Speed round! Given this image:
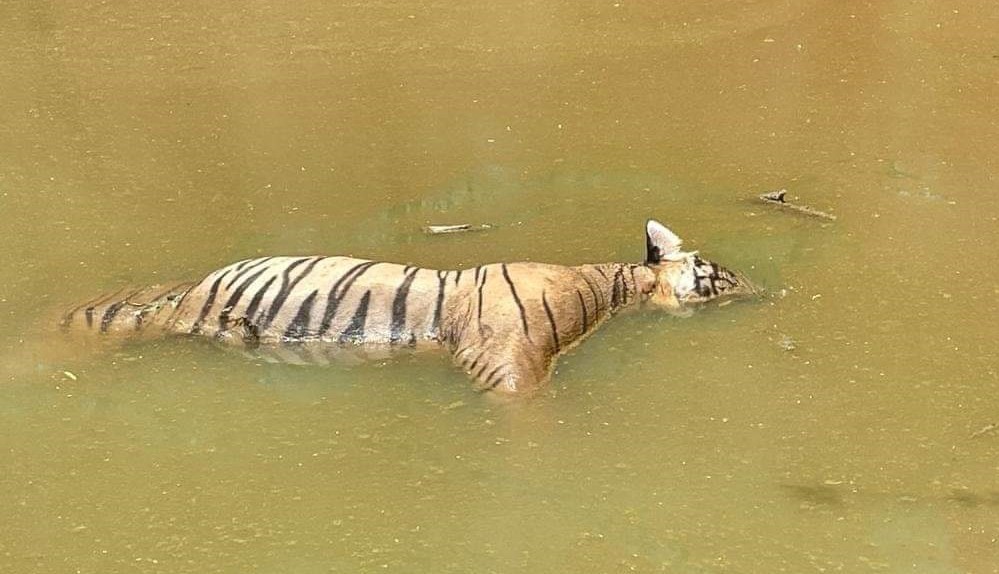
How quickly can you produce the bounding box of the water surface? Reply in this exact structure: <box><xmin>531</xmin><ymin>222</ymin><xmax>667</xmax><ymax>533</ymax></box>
<box><xmin>2</xmin><ymin>1</ymin><xmax>998</xmax><ymax>572</ymax></box>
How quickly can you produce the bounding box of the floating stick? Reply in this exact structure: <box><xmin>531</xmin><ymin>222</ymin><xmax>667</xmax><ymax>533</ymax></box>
<box><xmin>758</xmin><ymin>189</ymin><xmax>837</xmax><ymax>221</ymax></box>
<box><xmin>424</xmin><ymin>224</ymin><xmax>494</xmax><ymax>235</ymax></box>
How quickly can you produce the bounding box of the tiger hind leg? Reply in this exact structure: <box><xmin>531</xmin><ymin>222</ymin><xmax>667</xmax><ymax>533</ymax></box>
<box><xmin>452</xmin><ymin>339</ymin><xmax>554</xmax><ymax>396</ymax></box>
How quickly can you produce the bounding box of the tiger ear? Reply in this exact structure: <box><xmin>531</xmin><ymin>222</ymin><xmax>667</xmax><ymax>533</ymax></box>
<box><xmin>645</xmin><ymin>219</ymin><xmax>684</xmax><ymax>263</ymax></box>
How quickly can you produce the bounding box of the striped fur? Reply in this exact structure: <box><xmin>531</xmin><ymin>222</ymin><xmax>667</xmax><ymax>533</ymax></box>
<box><xmin>60</xmin><ymin>220</ymin><xmax>756</xmax><ymax>395</ymax></box>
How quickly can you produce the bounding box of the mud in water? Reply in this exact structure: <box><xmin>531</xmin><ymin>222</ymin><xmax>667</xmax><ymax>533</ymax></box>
<box><xmin>2</xmin><ymin>1</ymin><xmax>999</xmax><ymax>572</ymax></box>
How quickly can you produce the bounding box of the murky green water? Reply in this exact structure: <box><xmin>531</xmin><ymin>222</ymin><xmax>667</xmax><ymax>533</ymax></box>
<box><xmin>3</xmin><ymin>1</ymin><xmax>998</xmax><ymax>572</ymax></box>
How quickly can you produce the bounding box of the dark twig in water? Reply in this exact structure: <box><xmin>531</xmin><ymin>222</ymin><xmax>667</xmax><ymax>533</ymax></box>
<box><xmin>759</xmin><ymin>189</ymin><xmax>837</xmax><ymax>221</ymax></box>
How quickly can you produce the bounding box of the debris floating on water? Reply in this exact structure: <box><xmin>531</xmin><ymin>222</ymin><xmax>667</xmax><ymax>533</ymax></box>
<box><xmin>777</xmin><ymin>334</ymin><xmax>797</xmax><ymax>352</ymax></box>
<box><xmin>970</xmin><ymin>423</ymin><xmax>997</xmax><ymax>439</ymax></box>
<box><xmin>423</xmin><ymin>223</ymin><xmax>494</xmax><ymax>235</ymax></box>
<box><xmin>758</xmin><ymin>189</ymin><xmax>837</xmax><ymax>221</ymax></box>
<box><xmin>62</xmin><ymin>371</ymin><xmax>78</xmax><ymax>381</ymax></box>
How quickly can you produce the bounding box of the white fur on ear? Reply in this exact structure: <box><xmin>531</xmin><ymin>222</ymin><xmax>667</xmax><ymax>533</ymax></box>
<box><xmin>645</xmin><ymin>219</ymin><xmax>685</xmax><ymax>262</ymax></box>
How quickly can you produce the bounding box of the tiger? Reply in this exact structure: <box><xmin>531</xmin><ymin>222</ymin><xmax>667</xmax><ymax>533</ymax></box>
<box><xmin>60</xmin><ymin>220</ymin><xmax>757</xmax><ymax>395</ymax></box>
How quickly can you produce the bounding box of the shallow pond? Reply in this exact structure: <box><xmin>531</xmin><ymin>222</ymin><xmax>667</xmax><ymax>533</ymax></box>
<box><xmin>2</xmin><ymin>1</ymin><xmax>998</xmax><ymax>572</ymax></box>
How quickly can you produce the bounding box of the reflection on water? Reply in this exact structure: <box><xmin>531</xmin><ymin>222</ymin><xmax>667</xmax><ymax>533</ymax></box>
<box><xmin>2</xmin><ymin>0</ymin><xmax>999</xmax><ymax>572</ymax></box>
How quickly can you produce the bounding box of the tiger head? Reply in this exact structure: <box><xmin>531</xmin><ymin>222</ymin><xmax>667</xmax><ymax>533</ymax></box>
<box><xmin>644</xmin><ymin>219</ymin><xmax>758</xmax><ymax>311</ymax></box>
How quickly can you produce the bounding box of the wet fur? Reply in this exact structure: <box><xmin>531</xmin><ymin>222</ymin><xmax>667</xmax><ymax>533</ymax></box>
<box><xmin>60</xmin><ymin>221</ymin><xmax>755</xmax><ymax>396</ymax></box>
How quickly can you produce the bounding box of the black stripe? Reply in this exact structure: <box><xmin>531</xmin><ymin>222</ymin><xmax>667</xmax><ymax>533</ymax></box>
<box><xmin>454</xmin><ymin>346</ymin><xmax>474</xmax><ymax>361</ymax></box>
<box><xmin>63</xmin><ymin>292</ymin><xmax>109</xmax><ymax>329</ymax></box>
<box><xmin>225</xmin><ymin>257</ymin><xmax>273</xmax><ymax>290</ymax></box>
<box><xmin>620</xmin><ymin>267</ymin><xmax>629</xmax><ymax>305</ymax></box>
<box><xmin>430</xmin><ymin>271</ymin><xmax>448</xmax><ymax>339</ymax></box>
<box><xmin>692</xmin><ymin>260</ymin><xmax>712</xmax><ymax>297</ymax></box>
<box><xmin>261</xmin><ymin>257</ymin><xmax>322</xmax><ymax>330</ymax></box>
<box><xmin>467</xmin><ymin>349</ymin><xmax>487</xmax><ymax>371</ymax></box>
<box><xmin>473</xmin><ymin>266</ymin><xmax>482</xmax><ymax>284</ymax></box>
<box><xmin>610</xmin><ymin>267</ymin><xmax>623</xmax><ymax>308</ymax></box>
<box><xmin>476</xmin><ymin>267</ymin><xmax>488</xmax><ymax>333</ymax></box>
<box><xmin>474</xmin><ymin>359</ymin><xmax>491</xmax><ymax>379</ymax></box>
<box><xmin>99</xmin><ymin>301</ymin><xmax>127</xmax><ymax>334</ymax></box>
<box><xmin>501</xmin><ymin>264</ymin><xmax>530</xmax><ymax>339</ymax></box>
<box><xmin>175</xmin><ymin>267</ymin><xmax>227</xmax><ymax>322</ymax></box>
<box><xmin>453</xmin><ymin>270</ymin><xmax>462</xmax><ymax>286</ymax></box>
<box><xmin>595</xmin><ymin>267</ymin><xmax>609</xmax><ymax>280</ymax></box>
<box><xmin>576</xmin><ymin>289</ymin><xmax>589</xmax><ymax>332</ymax></box>
<box><xmin>218</xmin><ymin>265</ymin><xmax>272</xmax><ymax>330</ymax></box>
<box><xmin>483</xmin><ymin>365</ymin><xmax>504</xmax><ymax>389</ymax></box>
<box><xmin>390</xmin><ymin>267</ymin><xmax>420</xmax><ymax>344</ymax></box>
<box><xmin>82</xmin><ymin>289</ymin><xmax>126</xmax><ymax>330</ymax></box>
<box><xmin>542</xmin><ymin>292</ymin><xmax>561</xmax><ymax>353</ymax></box>
<box><xmin>243</xmin><ymin>275</ymin><xmax>278</xmax><ymax>326</ymax></box>
<box><xmin>232</xmin><ymin>258</ymin><xmax>253</xmax><ymax>272</ymax></box>
<box><xmin>692</xmin><ymin>271</ymin><xmax>706</xmax><ymax>296</ymax></box>
<box><xmin>619</xmin><ymin>267</ymin><xmax>627</xmax><ymax>304</ymax></box>
<box><xmin>98</xmin><ymin>288</ymin><xmax>141</xmax><ymax>334</ymax></box>
<box><xmin>338</xmin><ymin>290</ymin><xmax>371</xmax><ymax>344</ymax></box>
<box><xmin>284</xmin><ymin>290</ymin><xmax>319</xmax><ymax>341</ymax></box>
<box><xmin>63</xmin><ymin>298</ymin><xmax>95</xmax><ymax>327</ymax></box>
<box><xmin>190</xmin><ymin>269</ymin><xmax>234</xmax><ymax>334</ymax></box>
<box><xmin>318</xmin><ymin>261</ymin><xmax>379</xmax><ymax>335</ymax></box>
<box><xmin>579</xmin><ymin>273</ymin><xmax>606</xmax><ymax>313</ymax></box>
<box><xmin>709</xmin><ymin>263</ymin><xmax>722</xmax><ymax>295</ymax></box>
